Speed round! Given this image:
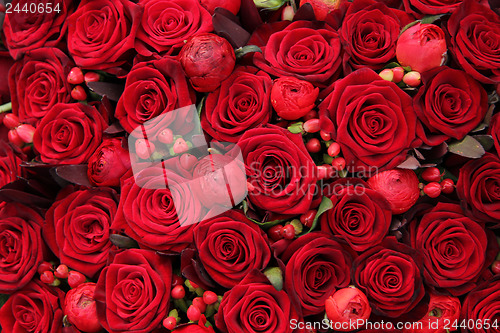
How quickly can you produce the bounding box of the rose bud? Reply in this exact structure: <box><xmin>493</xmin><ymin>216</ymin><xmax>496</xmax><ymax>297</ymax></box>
<box><xmin>367</xmin><ymin>169</ymin><xmax>420</xmax><ymax>214</ymax></box>
<box><xmin>299</xmin><ymin>0</ymin><xmax>342</xmax><ymax>21</ymax></box>
<box><xmin>179</xmin><ymin>33</ymin><xmax>235</xmax><ymax>93</ymax></box>
<box><xmin>325</xmin><ymin>286</ymin><xmax>371</xmax><ymax>331</ymax></box>
<box><xmin>64</xmin><ymin>282</ymin><xmax>102</xmax><ymax>333</ymax></box>
<box><xmin>87</xmin><ymin>138</ymin><xmax>131</xmax><ymax>187</ymax></box>
<box><xmin>396</xmin><ymin>23</ymin><xmax>447</xmax><ymax>73</ymax></box>
<box><xmin>271</xmin><ymin>76</ymin><xmax>319</xmax><ymax>120</ymax></box>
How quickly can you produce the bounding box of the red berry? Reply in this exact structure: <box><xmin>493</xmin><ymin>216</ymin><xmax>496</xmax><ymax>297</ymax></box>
<box><xmin>203</xmin><ymin>291</ymin><xmax>218</xmax><ymax>305</ymax></box>
<box><xmin>158</xmin><ymin>128</ymin><xmax>174</xmax><ymax>144</ymax></box>
<box><xmin>281</xmin><ymin>5</ymin><xmax>294</xmax><ymax>21</ymax></box>
<box><xmin>306</xmin><ymin>138</ymin><xmax>321</xmax><ymax>153</ymax></box>
<box><xmin>68</xmin><ymin>271</ymin><xmax>86</xmax><ymax>289</ymax></box>
<box><xmin>71</xmin><ymin>85</ymin><xmax>87</xmax><ymax>101</ymax></box>
<box><xmin>172</xmin><ymin>275</ymin><xmax>184</xmax><ymax>287</ymax></box>
<box><xmin>171</xmin><ymin>285</ymin><xmax>186</xmax><ymax>299</ymax></box>
<box><xmin>192</xmin><ymin>297</ymin><xmax>207</xmax><ymax>313</ymax></box>
<box><xmin>403</xmin><ymin>71</ymin><xmax>421</xmax><ymax>87</ymax></box>
<box><xmin>379</xmin><ymin>68</ymin><xmax>394</xmax><ymax>82</ymax></box>
<box><xmin>268</xmin><ymin>224</ymin><xmax>284</xmax><ymax>242</ymax></box>
<box><xmin>179</xmin><ymin>153</ymin><xmax>198</xmax><ymax>171</ymax></box>
<box><xmin>54</xmin><ymin>264</ymin><xmax>69</xmax><ymax>279</ymax></box>
<box><xmin>492</xmin><ymin>260</ymin><xmax>500</xmax><ymax>275</ymax></box>
<box><xmin>440</xmin><ymin>178</ymin><xmax>454</xmax><ymax>194</ymax></box>
<box><xmin>320</xmin><ymin>130</ymin><xmax>331</xmax><ymax>141</ymax></box>
<box><xmin>8</xmin><ymin>129</ymin><xmax>24</xmax><ymax>147</ymax></box>
<box><xmin>16</xmin><ymin>124</ymin><xmax>35</xmax><ymax>144</ymax></box>
<box><xmin>135</xmin><ymin>139</ymin><xmax>155</xmax><ymax>160</ymax></box>
<box><xmin>187</xmin><ymin>305</ymin><xmax>202</xmax><ymax>322</ymax></box>
<box><xmin>317</xmin><ymin>165</ymin><xmax>333</xmax><ymax>180</ymax></box>
<box><xmin>40</xmin><ymin>271</ymin><xmax>55</xmax><ymax>284</ymax></box>
<box><xmin>282</xmin><ymin>224</ymin><xmax>296</xmax><ymax>240</ymax></box>
<box><xmin>331</xmin><ymin>157</ymin><xmax>346</xmax><ymax>171</ymax></box>
<box><xmin>300</xmin><ymin>210</ymin><xmax>317</xmax><ymax>228</ymax></box>
<box><xmin>421</xmin><ymin>167</ymin><xmax>441</xmax><ymax>183</ymax></box>
<box><xmin>67</xmin><ymin>67</ymin><xmax>84</xmax><ymax>84</ymax></box>
<box><xmin>163</xmin><ymin>317</ymin><xmax>177</xmax><ymax>330</ymax></box>
<box><xmin>37</xmin><ymin>261</ymin><xmax>53</xmax><ymax>275</ymax></box>
<box><xmin>392</xmin><ymin>67</ymin><xmax>405</xmax><ymax>83</ymax></box>
<box><xmin>3</xmin><ymin>113</ymin><xmax>20</xmax><ymax>129</ymax></box>
<box><xmin>303</xmin><ymin>118</ymin><xmax>320</xmax><ymax>133</ymax></box>
<box><xmin>327</xmin><ymin>142</ymin><xmax>341</xmax><ymax>157</ymax></box>
<box><xmin>173</xmin><ymin>138</ymin><xmax>189</xmax><ymax>154</ymax></box>
<box><xmin>303</xmin><ymin>110</ymin><xmax>318</xmax><ymax>121</ymax></box>
<box><xmin>423</xmin><ymin>182</ymin><xmax>442</xmax><ymax>198</ymax></box>
<box><xmin>84</xmin><ymin>72</ymin><xmax>100</xmax><ymax>83</ymax></box>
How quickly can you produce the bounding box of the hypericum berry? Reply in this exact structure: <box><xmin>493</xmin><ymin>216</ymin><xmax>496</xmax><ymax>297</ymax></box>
<box><xmin>3</xmin><ymin>113</ymin><xmax>20</xmax><ymax>129</ymax></box>
<box><xmin>158</xmin><ymin>128</ymin><xmax>174</xmax><ymax>144</ymax></box>
<box><xmin>379</xmin><ymin>68</ymin><xmax>394</xmax><ymax>82</ymax></box>
<box><xmin>54</xmin><ymin>264</ymin><xmax>69</xmax><ymax>279</ymax></box>
<box><xmin>268</xmin><ymin>224</ymin><xmax>284</xmax><ymax>242</ymax></box>
<box><xmin>173</xmin><ymin>138</ymin><xmax>189</xmax><ymax>154</ymax></box>
<box><xmin>327</xmin><ymin>142</ymin><xmax>341</xmax><ymax>157</ymax></box>
<box><xmin>172</xmin><ymin>275</ymin><xmax>184</xmax><ymax>287</ymax></box>
<box><xmin>16</xmin><ymin>124</ymin><xmax>36</xmax><ymax>144</ymax></box>
<box><xmin>192</xmin><ymin>297</ymin><xmax>207</xmax><ymax>313</ymax></box>
<box><xmin>40</xmin><ymin>271</ymin><xmax>55</xmax><ymax>284</ymax></box>
<box><xmin>300</xmin><ymin>209</ymin><xmax>316</xmax><ymax>228</ymax></box>
<box><xmin>423</xmin><ymin>182</ymin><xmax>442</xmax><ymax>198</ymax></box>
<box><xmin>282</xmin><ymin>224</ymin><xmax>296</xmax><ymax>240</ymax></box>
<box><xmin>421</xmin><ymin>167</ymin><xmax>441</xmax><ymax>182</ymax></box>
<box><xmin>179</xmin><ymin>153</ymin><xmax>198</xmax><ymax>171</ymax></box>
<box><xmin>392</xmin><ymin>67</ymin><xmax>405</xmax><ymax>83</ymax></box>
<box><xmin>403</xmin><ymin>71</ymin><xmax>421</xmax><ymax>87</ymax></box>
<box><xmin>187</xmin><ymin>305</ymin><xmax>202</xmax><ymax>322</ymax></box>
<box><xmin>68</xmin><ymin>271</ymin><xmax>86</xmax><ymax>289</ymax></box>
<box><xmin>306</xmin><ymin>138</ymin><xmax>321</xmax><ymax>153</ymax></box>
<box><xmin>440</xmin><ymin>178</ymin><xmax>455</xmax><ymax>194</ymax></box>
<box><xmin>163</xmin><ymin>316</ymin><xmax>177</xmax><ymax>330</ymax></box>
<box><xmin>84</xmin><ymin>72</ymin><xmax>100</xmax><ymax>83</ymax></box>
<box><xmin>37</xmin><ymin>261</ymin><xmax>53</xmax><ymax>275</ymax></box>
<box><xmin>71</xmin><ymin>85</ymin><xmax>87</xmax><ymax>101</ymax></box>
<box><xmin>8</xmin><ymin>129</ymin><xmax>24</xmax><ymax>147</ymax></box>
<box><xmin>67</xmin><ymin>67</ymin><xmax>84</xmax><ymax>84</ymax></box>
<box><xmin>203</xmin><ymin>291</ymin><xmax>218</xmax><ymax>305</ymax></box>
<box><xmin>281</xmin><ymin>5</ymin><xmax>294</xmax><ymax>21</ymax></box>
<box><xmin>320</xmin><ymin>130</ymin><xmax>331</xmax><ymax>141</ymax></box>
<box><xmin>317</xmin><ymin>165</ymin><xmax>333</xmax><ymax>180</ymax></box>
<box><xmin>331</xmin><ymin>156</ymin><xmax>346</xmax><ymax>171</ymax></box>
<box><xmin>492</xmin><ymin>260</ymin><xmax>500</xmax><ymax>275</ymax></box>
<box><xmin>303</xmin><ymin>118</ymin><xmax>320</xmax><ymax>133</ymax></box>
<box><xmin>303</xmin><ymin>110</ymin><xmax>318</xmax><ymax>122</ymax></box>
<box><xmin>171</xmin><ymin>285</ymin><xmax>186</xmax><ymax>299</ymax></box>
<box><xmin>135</xmin><ymin>139</ymin><xmax>155</xmax><ymax>160</ymax></box>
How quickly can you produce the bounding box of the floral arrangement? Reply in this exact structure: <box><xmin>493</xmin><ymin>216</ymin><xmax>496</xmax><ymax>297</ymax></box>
<box><xmin>0</xmin><ymin>0</ymin><xmax>499</xmax><ymax>332</ymax></box>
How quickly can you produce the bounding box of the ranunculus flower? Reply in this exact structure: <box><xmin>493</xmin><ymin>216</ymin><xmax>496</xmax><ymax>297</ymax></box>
<box><xmin>320</xmin><ymin>68</ymin><xmax>418</xmax><ymax>172</ymax></box>
<box><xmin>43</xmin><ymin>186</ymin><xmax>118</xmax><ymax>278</ymax></box>
<box><xmin>353</xmin><ymin>237</ymin><xmax>425</xmax><ymax>318</ymax></box>
<box><xmin>414</xmin><ymin>66</ymin><xmax>488</xmax><ymax>146</ymax></box>
<box><xmin>193</xmin><ymin>210</ymin><xmax>271</xmax><ymax>288</ymax></box>
<box><xmin>447</xmin><ymin>1</ymin><xmax>500</xmax><ymax>84</ymax></box>
<box><xmin>201</xmin><ymin>66</ymin><xmax>272</xmax><ymax>142</ymax></box>
<box><xmin>0</xmin><ymin>140</ymin><xmax>24</xmax><ymax>188</ymax></box>
<box><xmin>2</xmin><ymin>0</ymin><xmax>73</xmax><ymax>60</ymax></box>
<box><xmin>115</xmin><ymin>57</ymin><xmax>194</xmax><ymax>134</ymax></box>
<box><xmin>456</xmin><ymin>153</ymin><xmax>500</xmax><ymax>227</ymax></box>
<box><xmin>215</xmin><ymin>270</ymin><xmax>299</xmax><ymax>333</ymax></box>
<box><xmin>67</xmin><ymin>0</ymin><xmax>141</xmax><ymax>73</ymax></box>
<box><xmin>321</xmin><ymin>179</ymin><xmax>392</xmax><ymax>251</ymax></box>
<box><xmin>33</xmin><ymin>103</ymin><xmax>107</xmax><ymax>164</ymax></box>
<box><xmin>411</xmin><ymin>202</ymin><xmax>497</xmax><ymax>296</ymax></box>
<box><xmin>280</xmin><ymin>232</ymin><xmax>352</xmax><ymax>316</ymax></box>
<box><xmin>135</xmin><ymin>0</ymin><xmax>212</xmax><ymax>56</ymax></box>
<box><xmin>64</xmin><ymin>283</ymin><xmax>101</xmax><ymax>333</ymax></box>
<box><xmin>94</xmin><ymin>249</ymin><xmax>172</xmax><ymax>333</ymax></box>
<box><xmin>253</xmin><ymin>20</ymin><xmax>342</xmax><ymax>87</ymax></box>
<box><xmin>340</xmin><ymin>0</ymin><xmax>411</xmax><ymax>73</ymax></box>
<box><xmin>87</xmin><ymin>138</ymin><xmax>130</xmax><ymax>187</ymax></box>
<box><xmin>367</xmin><ymin>169</ymin><xmax>420</xmax><ymax>214</ymax></box>
<box><xmin>396</xmin><ymin>23</ymin><xmax>447</xmax><ymax>73</ymax></box>
<box><xmin>0</xmin><ymin>202</ymin><xmax>45</xmax><ymax>294</ymax></box>
<box><xmin>237</xmin><ymin>124</ymin><xmax>318</xmax><ymax>215</ymax></box>
<box><xmin>270</xmin><ymin>76</ymin><xmax>319</xmax><ymax>120</ymax></box>
<box><xmin>9</xmin><ymin>47</ymin><xmax>73</xmax><ymax>125</ymax></box>
<box><xmin>325</xmin><ymin>286</ymin><xmax>371</xmax><ymax>331</ymax></box>
<box><xmin>179</xmin><ymin>33</ymin><xmax>235</xmax><ymax>92</ymax></box>
<box><xmin>0</xmin><ymin>280</ymin><xmax>65</xmax><ymax>333</ymax></box>
<box><xmin>489</xmin><ymin>113</ymin><xmax>500</xmax><ymax>154</ymax></box>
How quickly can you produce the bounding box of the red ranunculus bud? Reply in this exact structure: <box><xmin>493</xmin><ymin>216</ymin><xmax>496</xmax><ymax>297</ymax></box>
<box><xmin>179</xmin><ymin>33</ymin><xmax>235</xmax><ymax>93</ymax></box>
<box><xmin>64</xmin><ymin>282</ymin><xmax>102</xmax><ymax>333</ymax></box>
<box><xmin>271</xmin><ymin>76</ymin><xmax>319</xmax><ymax>120</ymax></box>
<box><xmin>396</xmin><ymin>23</ymin><xmax>447</xmax><ymax>73</ymax></box>
<box><xmin>325</xmin><ymin>286</ymin><xmax>371</xmax><ymax>331</ymax></box>
<box><xmin>16</xmin><ymin>124</ymin><xmax>36</xmax><ymax>144</ymax></box>
<box><xmin>87</xmin><ymin>138</ymin><xmax>131</xmax><ymax>187</ymax></box>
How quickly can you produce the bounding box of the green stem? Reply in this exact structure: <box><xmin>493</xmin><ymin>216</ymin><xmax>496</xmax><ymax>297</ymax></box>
<box><xmin>0</xmin><ymin>102</ymin><xmax>12</xmax><ymax>113</ymax></box>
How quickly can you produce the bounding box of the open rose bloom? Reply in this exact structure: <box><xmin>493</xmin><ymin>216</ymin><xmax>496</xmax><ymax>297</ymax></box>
<box><xmin>1</xmin><ymin>0</ymin><xmax>500</xmax><ymax>332</ymax></box>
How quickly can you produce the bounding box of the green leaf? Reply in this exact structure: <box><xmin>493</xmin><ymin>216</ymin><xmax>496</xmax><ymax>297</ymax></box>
<box><xmin>448</xmin><ymin>135</ymin><xmax>485</xmax><ymax>158</ymax></box>
<box><xmin>473</xmin><ymin>135</ymin><xmax>494</xmax><ymax>151</ymax></box>
<box><xmin>0</xmin><ymin>294</ymin><xmax>9</xmax><ymax>310</ymax></box>
<box><xmin>242</xmin><ymin>200</ymin><xmax>287</xmax><ymax>228</ymax></box>
<box><xmin>420</xmin><ymin>14</ymin><xmax>447</xmax><ymax>24</ymax></box>
<box><xmin>399</xmin><ymin>20</ymin><xmax>419</xmax><ymax>36</ymax></box>
<box><xmin>235</xmin><ymin>45</ymin><xmax>262</xmax><ymax>59</ymax></box>
<box><xmin>303</xmin><ymin>196</ymin><xmax>333</xmax><ymax>234</ymax></box>
<box><xmin>196</xmin><ymin>96</ymin><xmax>206</xmax><ymax>118</ymax></box>
<box><xmin>287</xmin><ymin>122</ymin><xmax>304</xmax><ymax>134</ymax></box>
<box><xmin>109</xmin><ymin>234</ymin><xmax>139</xmax><ymax>249</ymax></box>
<box><xmin>263</xmin><ymin>267</ymin><xmax>283</xmax><ymax>291</ymax></box>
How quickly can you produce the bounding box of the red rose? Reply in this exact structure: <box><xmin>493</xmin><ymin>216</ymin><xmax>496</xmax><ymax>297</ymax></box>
<box><xmin>0</xmin><ymin>140</ymin><xmax>24</xmax><ymax>188</ymax></box>
<box><xmin>135</xmin><ymin>0</ymin><xmax>212</xmax><ymax>56</ymax></box>
<box><xmin>447</xmin><ymin>1</ymin><xmax>500</xmax><ymax>84</ymax></box>
<box><xmin>0</xmin><ymin>50</ymin><xmax>15</xmax><ymax>104</ymax></box>
<box><xmin>319</xmin><ymin>68</ymin><xmax>418</xmax><ymax>172</ymax></box>
<box><xmin>411</xmin><ymin>202</ymin><xmax>497</xmax><ymax>296</ymax></box>
<box><xmin>201</xmin><ymin>66</ymin><xmax>272</xmax><ymax>142</ymax></box>
<box><xmin>403</xmin><ymin>0</ymin><xmax>488</xmax><ymax>16</ymax></box>
<box><xmin>115</xmin><ymin>57</ymin><xmax>194</xmax><ymax>134</ymax></box>
<box><xmin>193</xmin><ymin>210</ymin><xmax>271</xmax><ymax>288</ymax></box>
<box><xmin>321</xmin><ymin>179</ymin><xmax>392</xmax><ymax>252</ymax></box>
<box><xmin>353</xmin><ymin>237</ymin><xmax>425</xmax><ymax>318</ymax></box>
<box><xmin>253</xmin><ymin>20</ymin><xmax>342</xmax><ymax>86</ymax></box>
<box><xmin>2</xmin><ymin>0</ymin><xmax>73</xmax><ymax>60</ymax></box>
<box><xmin>94</xmin><ymin>249</ymin><xmax>172</xmax><ymax>333</ymax></box>
<box><xmin>216</xmin><ymin>270</ymin><xmax>299</xmax><ymax>333</ymax></box>
<box><xmin>0</xmin><ymin>280</ymin><xmax>65</xmax><ymax>333</ymax></box>
<box><xmin>67</xmin><ymin>0</ymin><xmax>141</xmax><ymax>73</ymax></box>
<box><xmin>33</xmin><ymin>103</ymin><xmax>107</xmax><ymax>164</ymax></box>
<box><xmin>339</xmin><ymin>0</ymin><xmax>411</xmax><ymax>73</ymax></box>
<box><xmin>414</xmin><ymin>66</ymin><xmax>488</xmax><ymax>146</ymax></box>
<box><xmin>280</xmin><ymin>232</ymin><xmax>352</xmax><ymax>317</ymax></box>
<box><xmin>237</xmin><ymin>124</ymin><xmax>318</xmax><ymax>215</ymax></box>
<box><xmin>9</xmin><ymin>47</ymin><xmax>74</xmax><ymax>125</ymax></box>
<box><xmin>87</xmin><ymin>138</ymin><xmax>130</xmax><ymax>187</ymax></box>
<box><xmin>270</xmin><ymin>76</ymin><xmax>319</xmax><ymax>121</ymax></box>
<box><xmin>456</xmin><ymin>153</ymin><xmax>500</xmax><ymax>227</ymax></box>
<box><xmin>489</xmin><ymin>113</ymin><xmax>500</xmax><ymax>154</ymax></box>
<box><xmin>0</xmin><ymin>202</ymin><xmax>45</xmax><ymax>293</ymax></box>
<box><xmin>43</xmin><ymin>186</ymin><xmax>118</xmax><ymax>278</ymax></box>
